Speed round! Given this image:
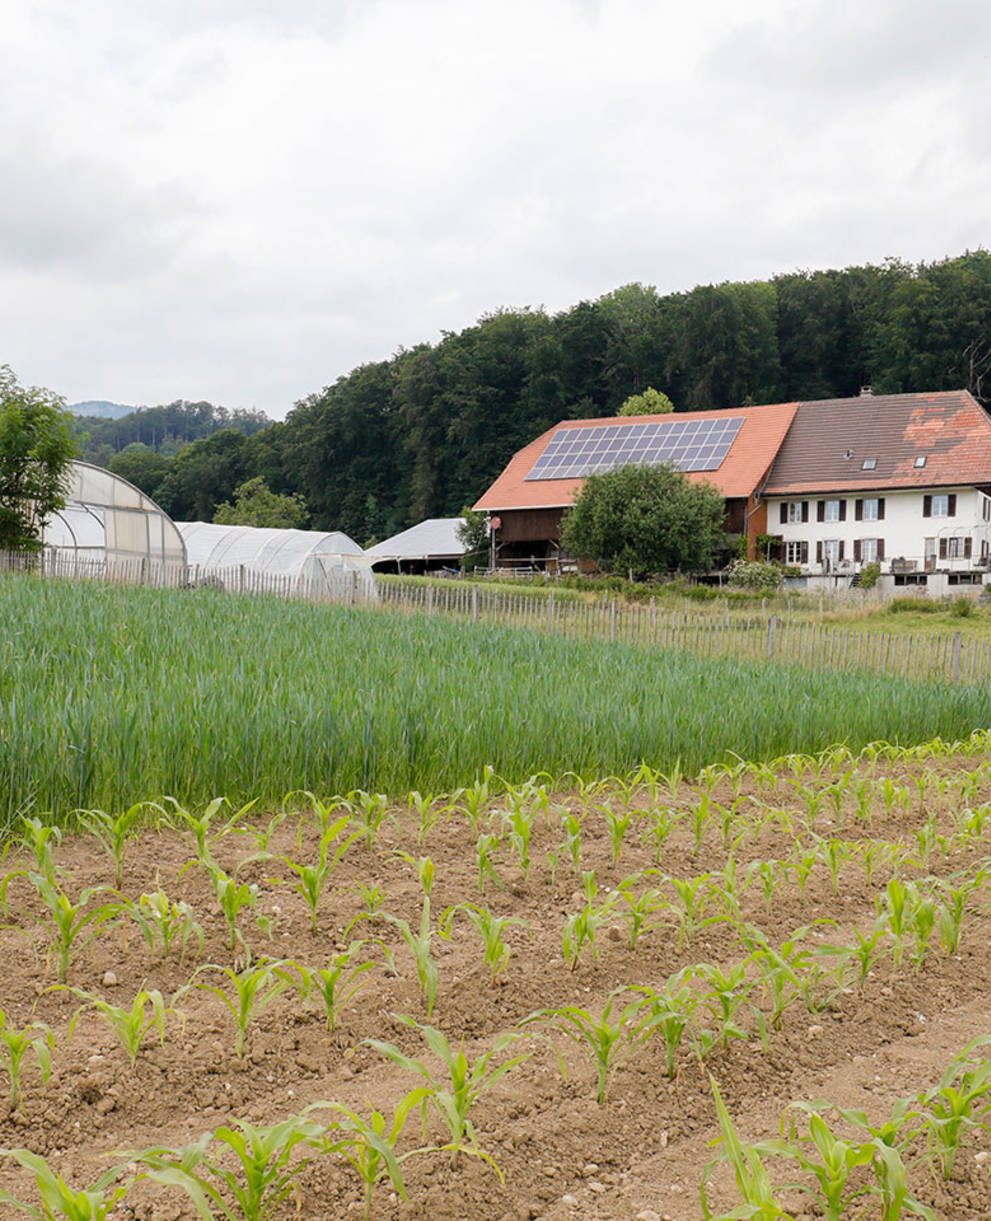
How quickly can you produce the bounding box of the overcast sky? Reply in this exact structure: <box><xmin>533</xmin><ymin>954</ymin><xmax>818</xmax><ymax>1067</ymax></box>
<box><xmin>3</xmin><ymin>0</ymin><xmax>990</xmax><ymax>419</ymax></box>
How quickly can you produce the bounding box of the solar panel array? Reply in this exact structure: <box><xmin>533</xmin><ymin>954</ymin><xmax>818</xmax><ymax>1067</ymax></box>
<box><xmin>524</xmin><ymin>416</ymin><xmax>745</xmax><ymax>481</ymax></box>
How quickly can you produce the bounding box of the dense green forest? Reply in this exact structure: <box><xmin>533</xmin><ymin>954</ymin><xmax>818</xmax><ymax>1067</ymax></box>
<box><xmin>73</xmin><ymin>251</ymin><xmax>991</xmax><ymax>544</ymax></box>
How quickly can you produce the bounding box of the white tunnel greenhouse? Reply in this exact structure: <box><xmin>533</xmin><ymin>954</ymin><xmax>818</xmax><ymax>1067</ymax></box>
<box><xmin>43</xmin><ymin>461</ymin><xmax>186</xmax><ymax>572</ymax></box>
<box><xmin>176</xmin><ymin>521</ymin><xmax>378</xmax><ymax>602</ymax></box>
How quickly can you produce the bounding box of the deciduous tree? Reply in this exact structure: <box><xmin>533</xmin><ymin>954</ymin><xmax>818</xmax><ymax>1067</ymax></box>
<box><xmin>0</xmin><ymin>365</ymin><xmax>77</xmax><ymax>552</ymax></box>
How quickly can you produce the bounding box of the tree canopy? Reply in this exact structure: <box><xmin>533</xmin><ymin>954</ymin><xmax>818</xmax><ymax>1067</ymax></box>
<box><xmin>618</xmin><ymin>387</ymin><xmax>674</xmax><ymax>416</ymax></box>
<box><xmin>213</xmin><ymin>476</ymin><xmax>309</xmax><ymax>529</ymax></box>
<box><xmin>560</xmin><ymin>464</ymin><xmax>725</xmax><ymax>579</ymax></box>
<box><xmin>0</xmin><ymin>365</ymin><xmax>77</xmax><ymax>552</ymax></box>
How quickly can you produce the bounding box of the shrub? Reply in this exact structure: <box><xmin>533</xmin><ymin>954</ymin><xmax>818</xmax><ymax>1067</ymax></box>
<box><xmin>726</xmin><ymin>560</ymin><xmax>784</xmax><ymax>591</ymax></box>
<box><xmin>858</xmin><ymin>561</ymin><xmax>881</xmax><ymax>589</ymax></box>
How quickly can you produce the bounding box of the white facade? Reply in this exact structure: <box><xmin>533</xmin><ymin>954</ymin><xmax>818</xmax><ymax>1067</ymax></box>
<box><xmin>767</xmin><ymin>486</ymin><xmax>991</xmax><ymax>585</ymax></box>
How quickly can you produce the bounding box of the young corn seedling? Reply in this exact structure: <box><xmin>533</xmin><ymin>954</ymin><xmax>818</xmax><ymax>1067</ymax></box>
<box><xmin>668</xmin><ymin>873</ymin><xmax>711</xmax><ymax>948</ymax></box>
<box><xmin>693</xmin><ymin>961</ymin><xmax>762</xmax><ymax>1053</ymax></box>
<box><xmin>77</xmin><ymin>800</ymin><xmax>164</xmax><ymax>887</ymax></box>
<box><xmin>206</xmin><ymin>863</ymin><xmax>273</xmax><ymax>958</ymax></box>
<box><xmin>183</xmin><ymin>959</ymin><xmax>287</xmax><ymax>1061</ymax></box>
<box><xmin>6</xmin><ymin>816</ymin><xmax>63</xmax><ymax>883</ymax></box>
<box><xmin>0</xmin><ymin>1008</ymin><xmax>54</xmax><ymax>1113</ymax></box>
<box><xmin>455</xmin><ymin>766</ymin><xmax>496</xmax><ymax>835</ymax></box>
<box><xmin>640</xmin><ymin>971</ymin><xmax>697</xmax><ymax>1080</ymax></box>
<box><xmin>474</xmin><ymin>831</ymin><xmax>504</xmax><ymax>894</ymax></box>
<box><xmin>833</xmin><ymin>919</ymin><xmax>892</xmax><ymax>992</ymax></box>
<box><xmin>347</xmin><ymin>789</ymin><xmax>391</xmax><ymax>850</ymax></box>
<box><xmin>825</xmin><ymin>1099</ymin><xmax>931</xmax><ymax>1221</ymax></box>
<box><xmin>918</xmin><ymin>1035</ymin><xmax>991</xmax><ymax>1181</ymax></box>
<box><xmin>368</xmin><ymin>1014</ymin><xmax>527</xmax><ymax>1166</ymax></box>
<box><xmin>562</xmin><ymin>872</ymin><xmax>616</xmax><ymax>971</ymax></box>
<box><xmin>129</xmin><ymin>884</ymin><xmax>205</xmax><ymax>963</ymax></box>
<box><xmin>407</xmin><ymin>789</ymin><xmax>452</xmax><ymax>844</ymax></box>
<box><xmin>281</xmin><ymin>816</ymin><xmax>360</xmax><ymax>934</ymax></box>
<box><xmin>0</xmin><ymin>1148</ymin><xmax>134</xmax><ymax>1221</ymax></box>
<box><xmin>452</xmin><ymin>902</ymin><xmax>531</xmax><ymax>985</ymax></box>
<box><xmin>765</xmin><ymin>1102</ymin><xmax>875</xmax><ymax>1221</ymax></box>
<box><xmin>785</xmin><ymin>846</ymin><xmax>820</xmax><ymax>899</ymax></box>
<box><xmin>640</xmin><ymin>805</ymin><xmax>681</xmax><ymax>865</ymax></box>
<box><xmin>602</xmin><ymin>805</ymin><xmax>633</xmax><ymax>865</ymax></box>
<box><xmin>522</xmin><ymin>986</ymin><xmax>662</xmax><ymax>1105</ymax></box>
<box><xmin>347</xmin><ymin>880</ymin><xmax>386</xmax><ymax>932</ymax></box>
<box><xmin>935</xmin><ymin>876</ymin><xmax>975</xmax><ymax>955</ymax></box>
<box><xmin>687</xmin><ymin>793</ymin><xmax>714</xmax><ymax>857</ymax></box>
<box><xmin>308</xmin><ymin>1088</ymin><xmax>431</xmax><ymax>1221</ymax></box>
<box><xmin>55</xmin><ymin>985</ymin><xmax>172</xmax><ymax>1069</ymax></box>
<box><xmin>135</xmin><ymin>1114</ymin><xmax>323</xmax><ymax>1221</ymax></box>
<box><xmin>229</xmin><ymin>809</ymin><xmax>288</xmax><ymax>869</ymax></box>
<box><xmin>552</xmin><ymin>810</ymin><xmax>584</xmax><ymax>880</ymax></box>
<box><xmin>503</xmin><ymin>800</ymin><xmax>535</xmax><ymax>880</ymax></box>
<box><xmin>22</xmin><ymin>875</ymin><xmax>123</xmax><ymax>984</ymax></box>
<box><xmin>164</xmin><ymin>796</ymin><xmax>255</xmax><ymax>869</ymax></box>
<box><xmin>700</xmin><ymin>1076</ymin><xmax>793</xmax><ymax>1221</ymax></box>
<box><xmin>276</xmin><ymin>942</ymin><xmax>376</xmax><ymax>1032</ymax></box>
<box><xmin>816</xmin><ymin>838</ymin><xmax>855</xmax><ymax>897</ymax></box>
<box><xmin>615</xmin><ymin>874</ymin><xmax>672</xmax><ymax>950</ymax></box>
<box><xmin>381</xmin><ymin>855</ymin><xmax>443</xmax><ymax>1017</ymax></box>
<box><xmin>284</xmin><ymin>789</ymin><xmax>351</xmax><ymax>840</ymax></box>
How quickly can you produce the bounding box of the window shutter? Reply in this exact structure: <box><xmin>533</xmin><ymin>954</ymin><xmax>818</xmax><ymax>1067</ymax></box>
<box><xmin>939</xmin><ymin>538</ymin><xmax>948</xmax><ymax>559</ymax></box>
<box><xmin>839</xmin><ymin>500</ymin><xmax>847</xmax><ymax>522</ymax></box>
<box><xmin>802</xmin><ymin>501</ymin><xmax>809</xmax><ymax>523</ymax></box>
<box><xmin>878</xmin><ymin>498</ymin><xmax>885</xmax><ymax>520</ymax></box>
<box><xmin>877</xmin><ymin>538</ymin><xmax>885</xmax><ymax>560</ymax></box>
<box><xmin>965</xmin><ymin>537</ymin><xmax>973</xmax><ymax>558</ymax></box>
<box><xmin>816</xmin><ymin>541</ymin><xmax>823</xmax><ymax>563</ymax></box>
<box><xmin>817</xmin><ymin>501</ymin><xmax>825</xmax><ymax>522</ymax></box>
<box><xmin>779</xmin><ymin>502</ymin><xmax>787</xmax><ymax>525</ymax></box>
<box><xmin>923</xmin><ymin>495</ymin><xmax>932</xmax><ymax>517</ymax></box>
<box><xmin>855</xmin><ymin>499</ymin><xmax>863</xmax><ymax>521</ymax></box>
<box><xmin>839</xmin><ymin>540</ymin><xmax>845</xmax><ymax>560</ymax></box>
<box><xmin>853</xmin><ymin>539</ymin><xmax>862</xmax><ymax>562</ymax></box>
<box><xmin>801</xmin><ymin>541</ymin><xmax>808</xmax><ymax>563</ymax></box>
<box><xmin>983</xmin><ymin>540</ymin><xmax>989</xmax><ymax>562</ymax></box>
<box><xmin>948</xmin><ymin>493</ymin><xmax>957</xmax><ymax>516</ymax></box>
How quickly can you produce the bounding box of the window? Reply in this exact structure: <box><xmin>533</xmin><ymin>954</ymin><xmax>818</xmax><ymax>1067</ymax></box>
<box><xmin>785</xmin><ymin>540</ymin><xmax>808</xmax><ymax>564</ymax></box>
<box><xmin>862</xmin><ymin>458</ymin><xmax>877</xmax><ymax>470</ymax></box>
<box><xmin>853</xmin><ymin>538</ymin><xmax>885</xmax><ymax>563</ymax></box>
<box><xmin>856</xmin><ymin>497</ymin><xmax>884</xmax><ymax>522</ymax></box>
<box><xmin>939</xmin><ymin>537</ymin><xmax>972</xmax><ymax>560</ymax></box>
<box><xmin>825</xmin><ymin>500</ymin><xmax>841</xmax><ymax>522</ymax></box>
<box><xmin>915</xmin><ymin>455</ymin><xmax>927</xmax><ymax>468</ymax></box>
<box><xmin>778</xmin><ymin>501</ymin><xmax>808</xmax><ymax>524</ymax></box>
<box><xmin>923</xmin><ymin>493</ymin><xmax>956</xmax><ymax>518</ymax></box>
<box><xmin>817</xmin><ymin>499</ymin><xmax>847</xmax><ymax>522</ymax></box>
<box><xmin>983</xmin><ymin>497</ymin><xmax>991</xmax><ymax>522</ymax></box>
<box><xmin>816</xmin><ymin>539</ymin><xmax>844</xmax><ymax>566</ymax></box>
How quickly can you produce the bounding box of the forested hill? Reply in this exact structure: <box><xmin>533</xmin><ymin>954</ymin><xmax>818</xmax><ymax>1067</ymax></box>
<box><xmin>98</xmin><ymin>251</ymin><xmax>991</xmax><ymax>544</ymax></box>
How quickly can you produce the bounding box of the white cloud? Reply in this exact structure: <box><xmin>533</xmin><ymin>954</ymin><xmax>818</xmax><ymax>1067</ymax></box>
<box><xmin>1</xmin><ymin>0</ymin><xmax>988</xmax><ymax>415</ymax></box>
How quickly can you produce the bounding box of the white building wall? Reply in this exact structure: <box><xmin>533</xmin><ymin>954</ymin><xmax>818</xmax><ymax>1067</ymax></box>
<box><xmin>767</xmin><ymin>486</ymin><xmax>991</xmax><ymax>580</ymax></box>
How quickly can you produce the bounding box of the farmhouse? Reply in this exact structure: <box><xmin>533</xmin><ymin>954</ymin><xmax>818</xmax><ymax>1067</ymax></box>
<box><xmin>474</xmin><ymin>388</ymin><xmax>991</xmax><ymax>593</ymax></box>
<box><xmin>473</xmin><ymin>402</ymin><xmax>798</xmax><ymax>570</ymax></box>
<box><xmin>761</xmin><ymin>389</ymin><xmax>991</xmax><ymax>595</ymax></box>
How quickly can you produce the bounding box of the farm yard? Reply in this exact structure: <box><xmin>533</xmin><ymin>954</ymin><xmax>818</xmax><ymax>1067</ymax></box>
<box><xmin>2</xmin><ymin>575</ymin><xmax>991</xmax><ymax>1219</ymax></box>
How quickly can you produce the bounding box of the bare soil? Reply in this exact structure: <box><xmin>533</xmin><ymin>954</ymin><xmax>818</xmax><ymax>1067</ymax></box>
<box><xmin>0</xmin><ymin>755</ymin><xmax>990</xmax><ymax>1221</ymax></box>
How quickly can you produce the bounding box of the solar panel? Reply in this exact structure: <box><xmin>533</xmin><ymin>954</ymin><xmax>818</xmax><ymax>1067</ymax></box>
<box><xmin>525</xmin><ymin>416</ymin><xmax>745</xmax><ymax>481</ymax></box>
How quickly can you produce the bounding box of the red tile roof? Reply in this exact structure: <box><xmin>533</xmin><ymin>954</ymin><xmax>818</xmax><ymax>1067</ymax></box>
<box><xmin>762</xmin><ymin>390</ymin><xmax>991</xmax><ymax>495</ymax></box>
<box><xmin>474</xmin><ymin>402</ymin><xmax>799</xmax><ymax>512</ymax></box>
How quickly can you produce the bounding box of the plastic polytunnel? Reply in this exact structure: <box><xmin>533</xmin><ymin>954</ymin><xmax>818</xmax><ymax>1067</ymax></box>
<box><xmin>175</xmin><ymin>521</ymin><xmax>378</xmax><ymax>602</ymax></box>
<box><xmin>42</xmin><ymin>461</ymin><xmax>186</xmax><ymax>572</ymax></box>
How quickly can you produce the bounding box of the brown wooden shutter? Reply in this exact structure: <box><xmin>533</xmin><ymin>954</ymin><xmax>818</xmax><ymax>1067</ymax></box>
<box><xmin>817</xmin><ymin>501</ymin><xmax>825</xmax><ymax>522</ymax></box>
<box><xmin>802</xmin><ymin>501</ymin><xmax>809</xmax><ymax>523</ymax></box>
<box><xmin>855</xmin><ymin>499</ymin><xmax>863</xmax><ymax>521</ymax></box>
<box><xmin>923</xmin><ymin>495</ymin><xmax>932</xmax><ymax>517</ymax></box>
<box><xmin>839</xmin><ymin>501</ymin><xmax>847</xmax><ymax>522</ymax></box>
<box><xmin>948</xmin><ymin>493</ymin><xmax>957</xmax><ymax>516</ymax></box>
<box><xmin>965</xmin><ymin>537</ymin><xmax>973</xmax><ymax>558</ymax></box>
<box><xmin>839</xmin><ymin>540</ymin><xmax>845</xmax><ymax>560</ymax></box>
<box><xmin>878</xmin><ymin>498</ymin><xmax>885</xmax><ymax>520</ymax></box>
<box><xmin>801</xmin><ymin>541</ymin><xmax>808</xmax><ymax>563</ymax></box>
<box><xmin>939</xmin><ymin>538</ymin><xmax>948</xmax><ymax>559</ymax></box>
<box><xmin>877</xmin><ymin>538</ymin><xmax>885</xmax><ymax>560</ymax></box>
<box><xmin>816</xmin><ymin>541</ymin><xmax>823</xmax><ymax>563</ymax></box>
<box><xmin>853</xmin><ymin>539</ymin><xmax>862</xmax><ymax>561</ymax></box>
<box><xmin>779</xmin><ymin>502</ymin><xmax>787</xmax><ymax>525</ymax></box>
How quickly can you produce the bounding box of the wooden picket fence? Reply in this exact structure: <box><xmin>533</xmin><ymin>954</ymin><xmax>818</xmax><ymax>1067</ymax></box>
<box><xmin>376</xmin><ymin>579</ymin><xmax>991</xmax><ymax>686</ymax></box>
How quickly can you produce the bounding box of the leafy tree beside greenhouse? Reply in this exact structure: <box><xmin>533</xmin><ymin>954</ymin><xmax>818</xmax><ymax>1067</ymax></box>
<box><xmin>0</xmin><ymin>365</ymin><xmax>77</xmax><ymax>552</ymax></box>
<box><xmin>560</xmin><ymin>463</ymin><xmax>724</xmax><ymax>579</ymax></box>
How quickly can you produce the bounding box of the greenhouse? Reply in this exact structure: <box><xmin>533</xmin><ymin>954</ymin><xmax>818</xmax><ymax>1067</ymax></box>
<box><xmin>176</xmin><ymin>521</ymin><xmax>378</xmax><ymax>602</ymax></box>
<box><xmin>42</xmin><ymin>461</ymin><xmax>186</xmax><ymax>574</ymax></box>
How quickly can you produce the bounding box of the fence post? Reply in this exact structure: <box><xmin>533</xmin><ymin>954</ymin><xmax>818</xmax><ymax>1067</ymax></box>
<box><xmin>610</xmin><ymin>597</ymin><xmax>617</xmax><ymax>642</ymax></box>
<box><xmin>766</xmin><ymin>613</ymin><xmax>777</xmax><ymax>659</ymax></box>
<box><xmin>545</xmin><ymin>594</ymin><xmax>554</xmax><ymax>633</ymax></box>
<box><xmin>950</xmin><ymin>630</ymin><xmax>964</xmax><ymax>682</ymax></box>
<box><xmin>471</xmin><ymin>584</ymin><xmax>479</xmax><ymax>622</ymax></box>
<box><xmin>426</xmin><ymin>585</ymin><xmax>434</xmax><ymax>615</ymax></box>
